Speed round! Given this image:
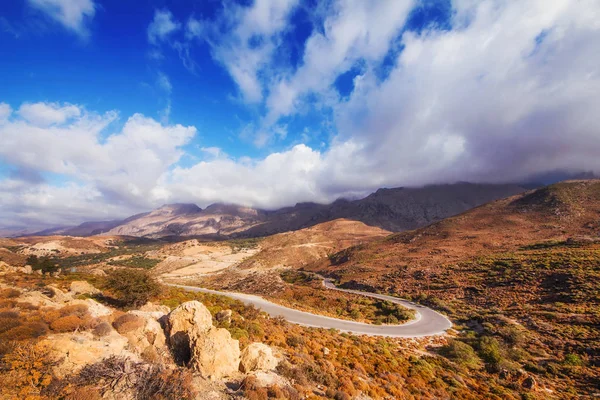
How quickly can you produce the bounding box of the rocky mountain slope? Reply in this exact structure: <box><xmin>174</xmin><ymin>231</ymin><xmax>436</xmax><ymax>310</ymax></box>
<box><xmin>305</xmin><ymin>180</ymin><xmax>600</xmax><ymax>395</ymax></box>
<box><xmin>32</xmin><ymin>182</ymin><xmax>527</xmax><ymax>239</ymax></box>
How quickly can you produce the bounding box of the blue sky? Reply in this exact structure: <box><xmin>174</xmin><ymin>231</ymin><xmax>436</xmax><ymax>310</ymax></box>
<box><xmin>1</xmin><ymin>0</ymin><xmax>599</xmax><ymax>228</ymax></box>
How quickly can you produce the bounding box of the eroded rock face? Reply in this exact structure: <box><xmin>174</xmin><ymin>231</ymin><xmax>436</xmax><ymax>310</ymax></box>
<box><xmin>239</xmin><ymin>343</ymin><xmax>279</xmax><ymax>373</ymax></box>
<box><xmin>189</xmin><ymin>327</ymin><xmax>240</xmax><ymax>380</ymax></box>
<box><xmin>40</xmin><ymin>331</ymin><xmax>138</xmax><ymax>378</ymax></box>
<box><xmin>122</xmin><ymin>312</ymin><xmax>167</xmax><ymax>358</ymax></box>
<box><xmin>69</xmin><ymin>280</ymin><xmax>100</xmax><ymax>295</ymax></box>
<box><xmin>166</xmin><ymin>301</ymin><xmax>240</xmax><ymax>379</ymax></box>
<box><xmin>167</xmin><ymin>301</ymin><xmax>213</xmax><ymax>364</ymax></box>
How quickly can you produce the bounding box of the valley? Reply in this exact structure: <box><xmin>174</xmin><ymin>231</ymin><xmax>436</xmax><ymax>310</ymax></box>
<box><xmin>0</xmin><ymin>181</ymin><xmax>598</xmax><ymax>399</ymax></box>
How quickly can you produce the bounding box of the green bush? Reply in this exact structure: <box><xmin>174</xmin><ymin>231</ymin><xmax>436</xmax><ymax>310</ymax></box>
<box><xmin>478</xmin><ymin>336</ymin><xmax>504</xmax><ymax>372</ymax></box>
<box><xmin>439</xmin><ymin>339</ymin><xmax>481</xmax><ymax>369</ymax></box>
<box><xmin>105</xmin><ymin>269</ymin><xmax>161</xmax><ymax>307</ymax></box>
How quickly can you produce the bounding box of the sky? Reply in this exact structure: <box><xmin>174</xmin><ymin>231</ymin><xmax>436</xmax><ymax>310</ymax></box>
<box><xmin>1</xmin><ymin>0</ymin><xmax>599</xmax><ymax>229</ymax></box>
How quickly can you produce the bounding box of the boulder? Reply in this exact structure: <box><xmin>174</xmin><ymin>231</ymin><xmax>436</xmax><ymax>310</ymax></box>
<box><xmin>215</xmin><ymin>309</ymin><xmax>232</xmax><ymax>324</ymax></box>
<box><xmin>190</xmin><ymin>327</ymin><xmax>240</xmax><ymax>380</ymax></box>
<box><xmin>69</xmin><ymin>281</ymin><xmax>100</xmax><ymax>295</ymax></box>
<box><xmin>121</xmin><ymin>312</ymin><xmax>167</xmax><ymax>357</ymax></box>
<box><xmin>44</xmin><ymin>285</ymin><xmax>74</xmax><ymax>303</ymax></box>
<box><xmin>239</xmin><ymin>343</ymin><xmax>279</xmax><ymax>373</ymax></box>
<box><xmin>167</xmin><ymin>301</ymin><xmax>213</xmax><ymax>364</ymax></box>
<box><xmin>90</xmin><ymin>269</ymin><xmax>107</xmax><ymax>277</ymax></box>
<box><xmin>19</xmin><ymin>265</ymin><xmax>33</xmax><ymax>274</ymax></box>
<box><xmin>40</xmin><ymin>331</ymin><xmax>138</xmax><ymax>378</ymax></box>
<box><xmin>77</xmin><ymin>298</ymin><xmax>112</xmax><ymax>318</ymax></box>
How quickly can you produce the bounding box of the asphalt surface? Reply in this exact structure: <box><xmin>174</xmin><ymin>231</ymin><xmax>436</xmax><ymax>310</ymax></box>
<box><xmin>169</xmin><ymin>280</ymin><xmax>452</xmax><ymax>338</ymax></box>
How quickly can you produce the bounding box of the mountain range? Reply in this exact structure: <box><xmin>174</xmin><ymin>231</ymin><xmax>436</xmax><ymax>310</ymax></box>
<box><xmin>31</xmin><ymin>182</ymin><xmax>527</xmax><ymax>238</ymax></box>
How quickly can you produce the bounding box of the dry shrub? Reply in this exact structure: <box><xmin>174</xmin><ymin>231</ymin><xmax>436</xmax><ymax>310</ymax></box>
<box><xmin>1</xmin><ymin>321</ymin><xmax>49</xmax><ymax>340</ymax></box>
<box><xmin>92</xmin><ymin>321</ymin><xmax>113</xmax><ymax>337</ymax></box>
<box><xmin>112</xmin><ymin>314</ymin><xmax>145</xmax><ymax>334</ymax></box>
<box><xmin>50</xmin><ymin>315</ymin><xmax>88</xmax><ymax>332</ymax></box>
<box><xmin>0</xmin><ymin>341</ymin><xmax>59</xmax><ymax>398</ymax></box>
<box><xmin>136</xmin><ymin>365</ymin><xmax>195</xmax><ymax>400</ymax></box>
<box><xmin>64</xmin><ymin>386</ymin><xmax>103</xmax><ymax>400</ymax></box>
<box><xmin>75</xmin><ymin>356</ymin><xmax>194</xmax><ymax>400</ymax></box>
<box><xmin>266</xmin><ymin>384</ymin><xmax>300</xmax><ymax>399</ymax></box>
<box><xmin>16</xmin><ymin>301</ymin><xmax>39</xmax><ymax>310</ymax></box>
<box><xmin>59</xmin><ymin>304</ymin><xmax>90</xmax><ymax>318</ymax></box>
<box><xmin>0</xmin><ymin>288</ymin><xmax>21</xmax><ymax>298</ymax></box>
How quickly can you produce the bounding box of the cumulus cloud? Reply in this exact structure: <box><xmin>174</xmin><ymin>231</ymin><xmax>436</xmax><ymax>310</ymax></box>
<box><xmin>27</xmin><ymin>0</ymin><xmax>96</xmax><ymax>37</ymax></box>
<box><xmin>18</xmin><ymin>102</ymin><xmax>81</xmax><ymax>126</ymax></box>
<box><xmin>0</xmin><ymin>102</ymin><xmax>196</xmax><ymax>227</ymax></box>
<box><xmin>0</xmin><ymin>103</ymin><xmax>11</xmax><ymax>123</ymax></box>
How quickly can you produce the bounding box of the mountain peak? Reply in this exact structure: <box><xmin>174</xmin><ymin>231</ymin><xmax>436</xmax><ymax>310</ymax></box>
<box><xmin>154</xmin><ymin>203</ymin><xmax>202</xmax><ymax>215</ymax></box>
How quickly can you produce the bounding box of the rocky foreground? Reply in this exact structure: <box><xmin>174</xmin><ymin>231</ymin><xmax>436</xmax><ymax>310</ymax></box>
<box><xmin>0</xmin><ymin>272</ymin><xmax>287</xmax><ymax>399</ymax></box>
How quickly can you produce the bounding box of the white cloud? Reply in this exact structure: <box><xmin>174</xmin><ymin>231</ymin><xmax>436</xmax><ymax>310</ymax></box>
<box><xmin>156</xmin><ymin>72</ymin><xmax>172</xmax><ymax>94</ymax></box>
<box><xmin>148</xmin><ymin>9</ymin><xmax>181</xmax><ymax>45</ymax></box>
<box><xmin>27</xmin><ymin>0</ymin><xmax>96</xmax><ymax>37</ymax></box>
<box><xmin>199</xmin><ymin>0</ymin><xmax>300</xmax><ymax>103</ymax></box>
<box><xmin>0</xmin><ymin>103</ymin><xmax>11</xmax><ymax>123</ymax></box>
<box><xmin>0</xmin><ymin>102</ymin><xmax>196</xmax><ymax>218</ymax></box>
<box><xmin>185</xmin><ymin>17</ymin><xmax>203</xmax><ymax>40</ymax></box>
<box><xmin>18</xmin><ymin>102</ymin><xmax>81</xmax><ymax>126</ymax></box>
<box><xmin>264</xmin><ymin>0</ymin><xmax>415</xmax><ymax>124</ymax></box>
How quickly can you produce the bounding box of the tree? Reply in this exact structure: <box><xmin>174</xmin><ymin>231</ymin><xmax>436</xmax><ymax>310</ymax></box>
<box><xmin>105</xmin><ymin>269</ymin><xmax>161</xmax><ymax>307</ymax></box>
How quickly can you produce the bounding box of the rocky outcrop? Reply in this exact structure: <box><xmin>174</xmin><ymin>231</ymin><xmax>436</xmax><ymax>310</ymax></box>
<box><xmin>0</xmin><ymin>262</ymin><xmax>33</xmax><ymax>275</ymax></box>
<box><xmin>40</xmin><ymin>331</ymin><xmax>138</xmax><ymax>378</ymax></box>
<box><xmin>121</xmin><ymin>312</ymin><xmax>167</xmax><ymax>359</ymax></box>
<box><xmin>166</xmin><ymin>301</ymin><xmax>240</xmax><ymax>379</ymax></box>
<box><xmin>69</xmin><ymin>280</ymin><xmax>100</xmax><ymax>295</ymax></box>
<box><xmin>239</xmin><ymin>343</ymin><xmax>279</xmax><ymax>373</ymax></box>
<box><xmin>166</xmin><ymin>300</ymin><xmax>213</xmax><ymax>364</ymax></box>
<box><xmin>189</xmin><ymin>326</ymin><xmax>240</xmax><ymax>379</ymax></box>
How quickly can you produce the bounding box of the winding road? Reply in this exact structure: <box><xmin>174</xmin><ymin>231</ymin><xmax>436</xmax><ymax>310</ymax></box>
<box><xmin>168</xmin><ymin>280</ymin><xmax>452</xmax><ymax>338</ymax></box>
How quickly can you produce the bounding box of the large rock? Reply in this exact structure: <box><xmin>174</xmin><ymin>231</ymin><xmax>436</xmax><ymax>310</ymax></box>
<box><xmin>44</xmin><ymin>285</ymin><xmax>74</xmax><ymax>303</ymax></box>
<box><xmin>167</xmin><ymin>301</ymin><xmax>214</xmax><ymax>364</ymax></box>
<box><xmin>69</xmin><ymin>280</ymin><xmax>100</xmax><ymax>295</ymax></box>
<box><xmin>40</xmin><ymin>331</ymin><xmax>138</xmax><ymax>378</ymax></box>
<box><xmin>239</xmin><ymin>343</ymin><xmax>279</xmax><ymax>373</ymax></box>
<box><xmin>190</xmin><ymin>327</ymin><xmax>240</xmax><ymax>380</ymax></box>
<box><xmin>121</xmin><ymin>312</ymin><xmax>167</xmax><ymax>358</ymax></box>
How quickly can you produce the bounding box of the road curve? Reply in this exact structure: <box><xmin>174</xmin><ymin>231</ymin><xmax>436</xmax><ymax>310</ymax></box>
<box><xmin>168</xmin><ymin>281</ymin><xmax>452</xmax><ymax>338</ymax></box>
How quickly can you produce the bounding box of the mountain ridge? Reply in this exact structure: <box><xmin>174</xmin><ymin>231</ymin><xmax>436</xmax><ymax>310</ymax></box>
<box><xmin>25</xmin><ymin>182</ymin><xmax>528</xmax><ymax>239</ymax></box>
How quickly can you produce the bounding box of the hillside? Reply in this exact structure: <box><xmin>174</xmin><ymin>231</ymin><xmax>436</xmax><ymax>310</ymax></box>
<box><xmin>28</xmin><ymin>182</ymin><xmax>526</xmax><ymax>239</ymax></box>
<box><xmin>194</xmin><ymin>219</ymin><xmax>390</xmax><ymax>298</ymax></box>
<box><xmin>306</xmin><ymin>180</ymin><xmax>600</xmax><ymax>395</ymax></box>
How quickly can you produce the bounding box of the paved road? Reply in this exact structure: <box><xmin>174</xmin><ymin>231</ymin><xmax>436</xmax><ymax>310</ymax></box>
<box><xmin>168</xmin><ymin>281</ymin><xmax>452</xmax><ymax>338</ymax></box>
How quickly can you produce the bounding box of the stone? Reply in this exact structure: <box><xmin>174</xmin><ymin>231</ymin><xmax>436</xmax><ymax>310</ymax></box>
<box><xmin>522</xmin><ymin>375</ymin><xmax>536</xmax><ymax>390</ymax></box>
<box><xmin>44</xmin><ymin>285</ymin><xmax>74</xmax><ymax>303</ymax></box>
<box><xmin>189</xmin><ymin>327</ymin><xmax>240</xmax><ymax>380</ymax></box>
<box><xmin>69</xmin><ymin>280</ymin><xmax>100</xmax><ymax>295</ymax></box>
<box><xmin>323</xmin><ymin>347</ymin><xmax>330</xmax><ymax>356</ymax></box>
<box><xmin>121</xmin><ymin>311</ymin><xmax>167</xmax><ymax>357</ymax></box>
<box><xmin>167</xmin><ymin>301</ymin><xmax>214</xmax><ymax>364</ymax></box>
<box><xmin>239</xmin><ymin>343</ymin><xmax>279</xmax><ymax>373</ymax></box>
<box><xmin>90</xmin><ymin>269</ymin><xmax>107</xmax><ymax>277</ymax></box>
<box><xmin>248</xmin><ymin>371</ymin><xmax>290</xmax><ymax>388</ymax></box>
<box><xmin>215</xmin><ymin>309</ymin><xmax>232</xmax><ymax>324</ymax></box>
<box><xmin>20</xmin><ymin>265</ymin><xmax>33</xmax><ymax>274</ymax></box>
<box><xmin>39</xmin><ymin>331</ymin><xmax>138</xmax><ymax>378</ymax></box>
